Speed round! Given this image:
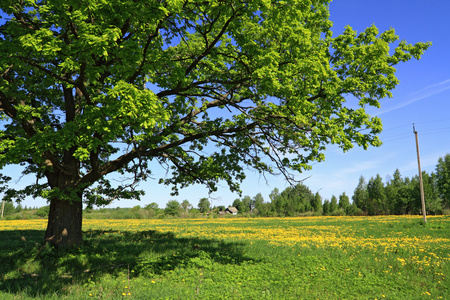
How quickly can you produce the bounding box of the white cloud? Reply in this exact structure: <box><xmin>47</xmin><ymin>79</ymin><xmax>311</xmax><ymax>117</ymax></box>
<box><xmin>400</xmin><ymin>151</ymin><xmax>447</xmax><ymax>174</ymax></box>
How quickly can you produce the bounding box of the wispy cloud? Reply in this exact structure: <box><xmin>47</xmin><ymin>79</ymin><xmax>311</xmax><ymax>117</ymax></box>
<box><xmin>337</xmin><ymin>160</ymin><xmax>381</xmax><ymax>176</ymax></box>
<box><xmin>400</xmin><ymin>151</ymin><xmax>447</xmax><ymax>174</ymax></box>
<box><xmin>306</xmin><ymin>153</ymin><xmax>395</xmax><ymax>197</ymax></box>
<box><xmin>375</xmin><ymin>78</ymin><xmax>450</xmax><ymax>116</ymax></box>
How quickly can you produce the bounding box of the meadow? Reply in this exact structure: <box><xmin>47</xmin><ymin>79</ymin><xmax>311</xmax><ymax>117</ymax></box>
<box><xmin>0</xmin><ymin>216</ymin><xmax>449</xmax><ymax>299</ymax></box>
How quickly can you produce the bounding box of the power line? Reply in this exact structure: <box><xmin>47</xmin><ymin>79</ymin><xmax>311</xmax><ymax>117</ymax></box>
<box><xmin>413</xmin><ymin>118</ymin><xmax>450</xmax><ymax>125</ymax></box>
<box><xmin>380</xmin><ymin>122</ymin><xmax>450</xmax><ymax>141</ymax></box>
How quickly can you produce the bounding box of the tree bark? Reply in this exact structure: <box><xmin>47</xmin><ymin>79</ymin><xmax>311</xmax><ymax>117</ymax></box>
<box><xmin>45</xmin><ymin>194</ymin><xmax>83</xmax><ymax>248</ymax></box>
<box><xmin>43</xmin><ymin>129</ymin><xmax>84</xmax><ymax>248</ymax></box>
<box><xmin>44</xmin><ymin>165</ymin><xmax>83</xmax><ymax>248</ymax></box>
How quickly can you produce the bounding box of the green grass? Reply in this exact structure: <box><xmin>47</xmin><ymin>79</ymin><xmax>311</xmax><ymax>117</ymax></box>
<box><xmin>0</xmin><ymin>216</ymin><xmax>449</xmax><ymax>299</ymax></box>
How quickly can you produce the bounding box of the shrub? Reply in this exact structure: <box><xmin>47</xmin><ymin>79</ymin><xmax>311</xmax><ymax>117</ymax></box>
<box><xmin>36</xmin><ymin>206</ymin><xmax>50</xmax><ymax>218</ymax></box>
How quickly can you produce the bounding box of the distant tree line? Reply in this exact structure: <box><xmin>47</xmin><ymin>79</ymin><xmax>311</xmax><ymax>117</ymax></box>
<box><xmin>1</xmin><ymin>203</ymin><xmax>50</xmax><ymax>219</ymax></box>
<box><xmin>2</xmin><ymin>154</ymin><xmax>449</xmax><ymax>219</ymax></box>
<box><xmin>350</xmin><ymin>153</ymin><xmax>449</xmax><ymax>215</ymax></box>
<box><xmin>233</xmin><ymin>153</ymin><xmax>450</xmax><ymax>217</ymax></box>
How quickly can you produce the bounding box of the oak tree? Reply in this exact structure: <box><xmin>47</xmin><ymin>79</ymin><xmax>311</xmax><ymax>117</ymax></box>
<box><xmin>0</xmin><ymin>0</ymin><xmax>429</xmax><ymax>247</ymax></box>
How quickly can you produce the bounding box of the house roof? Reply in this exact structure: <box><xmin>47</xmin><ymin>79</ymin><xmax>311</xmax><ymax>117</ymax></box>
<box><xmin>226</xmin><ymin>206</ymin><xmax>238</xmax><ymax>213</ymax></box>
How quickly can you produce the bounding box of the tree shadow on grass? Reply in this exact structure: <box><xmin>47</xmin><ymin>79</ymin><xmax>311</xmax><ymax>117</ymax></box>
<box><xmin>0</xmin><ymin>229</ymin><xmax>256</xmax><ymax>298</ymax></box>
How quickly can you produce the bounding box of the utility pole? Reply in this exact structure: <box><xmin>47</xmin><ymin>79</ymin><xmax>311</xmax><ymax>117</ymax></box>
<box><xmin>413</xmin><ymin>124</ymin><xmax>427</xmax><ymax>224</ymax></box>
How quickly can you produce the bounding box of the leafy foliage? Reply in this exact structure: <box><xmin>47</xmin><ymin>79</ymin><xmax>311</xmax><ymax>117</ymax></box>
<box><xmin>181</xmin><ymin>200</ymin><xmax>192</xmax><ymax>212</ymax></box>
<box><xmin>164</xmin><ymin>200</ymin><xmax>181</xmax><ymax>216</ymax></box>
<box><xmin>271</xmin><ymin>182</ymin><xmax>315</xmax><ymax>216</ymax></box>
<box><xmin>329</xmin><ymin>195</ymin><xmax>338</xmax><ymax>214</ymax></box>
<box><xmin>436</xmin><ymin>154</ymin><xmax>450</xmax><ymax>208</ymax></box>
<box><xmin>367</xmin><ymin>174</ymin><xmax>387</xmax><ymax>215</ymax></box>
<box><xmin>197</xmin><ymin>198</ymin><xmax>210</xmax><ymax>213</ymax></box>
<box><xmin>233</xmin><ymin>196</ymin><xmax>251</xmax><ymax>213</ymax></box>
<box><xmin>1</xmin><ymin>201</ymin><xmax>15</xmax><ymax>216</ymax></box>
<box><xmin>353</xmin><ymin>167</ymin><xmax>445</xmax><ymax>216</ymax></box>
<box><xmin>352</xmin><ymin>175</ymin><xmax>368</xmax><ymax>212</ymax></box>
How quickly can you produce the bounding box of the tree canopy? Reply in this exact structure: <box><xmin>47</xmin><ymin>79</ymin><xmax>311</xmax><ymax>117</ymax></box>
<box><xmin>271</xmin><ymin>182</ymin><xmax>314</xmax><ymax>216</ymax></box>
<box><xmin>436</xmin><ymin>154</ymin><xmax>450</xmax><ymax>208</ymax></box>
<box><xmin>197</xmin><ymin>197</ymin><xmax>210</xmax><ymax>213</ymax></box>
<box><xmin>0</xmin><ymin>0</ymin><xmax>429</xmax><ymax>247</ymax></box>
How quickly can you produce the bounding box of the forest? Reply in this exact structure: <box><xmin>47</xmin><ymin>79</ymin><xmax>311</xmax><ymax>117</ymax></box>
<box><xmin>236</xmin><ymin>153</ymin><xmax>450</xmax><ymax>216</ymax></box>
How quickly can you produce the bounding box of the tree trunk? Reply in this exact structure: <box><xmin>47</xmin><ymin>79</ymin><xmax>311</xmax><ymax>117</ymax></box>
<box><xmin>45</xmin><ymin>193</ymin><xmax>83</xmax><ymax>248</ymax></box>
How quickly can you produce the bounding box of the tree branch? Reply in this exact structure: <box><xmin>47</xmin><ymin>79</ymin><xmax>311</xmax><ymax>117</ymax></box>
<box><xmin>184</xmin><ymin>8</ymin><xmax>239</xmax><ymax>77</ymax></box>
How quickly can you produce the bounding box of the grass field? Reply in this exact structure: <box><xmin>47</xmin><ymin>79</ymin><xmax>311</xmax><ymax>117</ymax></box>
<box><xmin>0</xmin><ymin>216</ymin><xmax>449</xmax><ymax>299</ymax></box>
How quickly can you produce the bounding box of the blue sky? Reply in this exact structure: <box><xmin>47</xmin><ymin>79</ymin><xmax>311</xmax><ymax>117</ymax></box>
<box><xmin>3</xmin><ymin>0</ymin><xmax>450</xmax><ymax>209</ymax></box>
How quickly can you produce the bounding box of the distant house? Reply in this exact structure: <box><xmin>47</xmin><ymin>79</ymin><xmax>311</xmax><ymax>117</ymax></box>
<box><xmin>225</xmin><ymin>207</ymin><xmax>238</xmax><ymax>215</ymax></box>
